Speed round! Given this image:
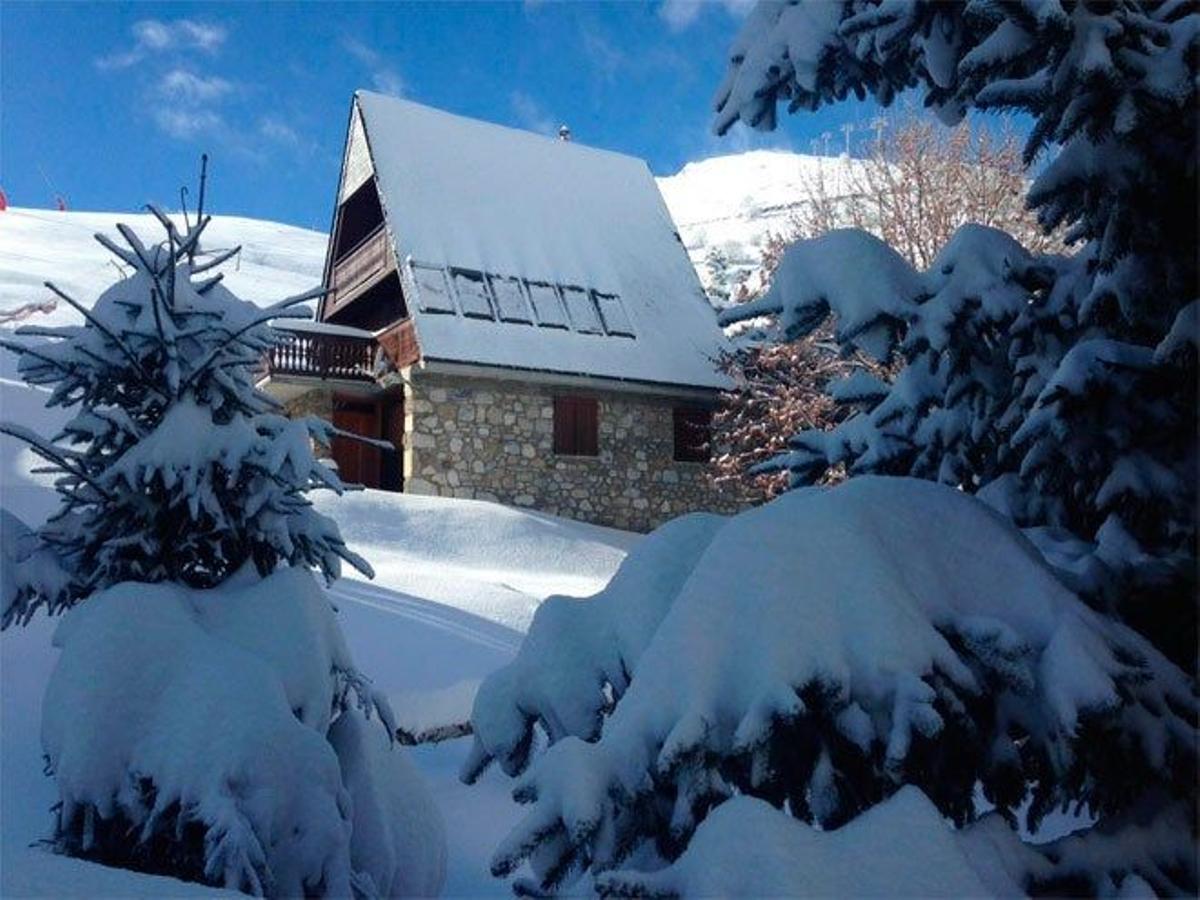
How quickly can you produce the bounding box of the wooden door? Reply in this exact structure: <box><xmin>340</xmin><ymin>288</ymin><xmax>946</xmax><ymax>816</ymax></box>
<box><xmin>332</xmin><ymin>397</ymin><xmax>381</xmax><ymax>488</ymax></box>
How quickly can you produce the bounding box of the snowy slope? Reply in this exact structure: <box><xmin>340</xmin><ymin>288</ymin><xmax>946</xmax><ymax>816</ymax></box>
<box><xmin>0</xmin><ymin>207</ymin><xmax>328</xmax><ymax>329</ymax></box>
<box><xmin>656</xmin><ymin>150</ymin><xmax>866</xmax><ymax>295</ymax></box>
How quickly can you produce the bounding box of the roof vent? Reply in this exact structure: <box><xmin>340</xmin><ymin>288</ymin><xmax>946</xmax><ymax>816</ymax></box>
<box><xmin>558</xmin><ymin>124</ymin><xmax>572</xmax><ymax>142</ymax></box>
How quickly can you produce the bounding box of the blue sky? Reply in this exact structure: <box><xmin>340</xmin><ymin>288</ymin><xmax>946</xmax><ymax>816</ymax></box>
<box><xmin>1</xmin><ymin>2</ymin><xmax>880</xmax><ymax>231</ymax></box>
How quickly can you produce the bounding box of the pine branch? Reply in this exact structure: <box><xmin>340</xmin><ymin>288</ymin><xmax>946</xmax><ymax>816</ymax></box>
<box><xmin>42</xmin><ymin>282</ymin><xmax>169</xmax><ymax>402</ymax></box>
<box><xmin>0</xmin><ymin>423</ymin><xmax>114</xmax><ymax>499</ymax></box>
<box><xmin>92</xmin><ymin>232</ymin><xmax>141</xmax><ymax>269</ymax></box>
<box><xmin>190</xmin><ymin>244</ymin><xmax>242</xmax><ymax>275</ymax></box>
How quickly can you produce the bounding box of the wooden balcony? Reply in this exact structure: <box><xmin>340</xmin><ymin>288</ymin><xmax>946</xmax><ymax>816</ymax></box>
<box><xmin>328</xmin><ymin>225</ymin><xmax>392</xmax><ymax>313</ymax></box>
<box><xmin>261</xmin><ymin>326</ymin><xmax>377</xmax><ymax>383</ymax></box>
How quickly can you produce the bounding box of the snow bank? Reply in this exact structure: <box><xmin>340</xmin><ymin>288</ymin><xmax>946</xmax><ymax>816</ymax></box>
<box><xmin>598</xmin><ymin>787</ymin><xmax>1017</xmax><ymax>898</ymax></box>
<box><xmin>471</xmin><ymin>476</ymin><xmax>1196</xmax><ymax>892</ymax></box>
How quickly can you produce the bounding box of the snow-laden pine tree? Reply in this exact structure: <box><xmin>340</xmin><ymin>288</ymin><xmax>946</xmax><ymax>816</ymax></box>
<box><xmin>467</xmin><ymin>480</ymin><xmax>1197</xmax><ymax>896</ymax></box>
<box><xmin>0</xmin><ymin>208</ymin><xmax>369</xmax><ymax>626</ymax></box>
<box><xmin>714</xmin><ymin>0</ymin><xmax>1197</xmax><ymax>666</ymax></box>
<box><xmin>0</xmin><ymin>208</ymin><xmax>445</xmax><ymax>897</ymax></box>
<box><xmin>464</xmin><ymin>2</ymin><xmax>1198</xmax><ymax>895</ymax></box>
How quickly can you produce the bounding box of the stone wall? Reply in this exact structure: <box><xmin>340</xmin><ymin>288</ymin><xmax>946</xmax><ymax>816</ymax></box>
<box><xmin>283</xmin><ymin>388</ymin><xmax>333</xmax><ymax>458</ymax></box>
<box><xmin>400</xmin><ymin>371</ymin><xmax>745</xmax><ymax>532</ymax></box>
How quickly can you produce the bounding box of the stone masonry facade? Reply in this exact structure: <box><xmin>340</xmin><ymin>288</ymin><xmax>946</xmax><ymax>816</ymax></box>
<box><xmin>397</xmin><ymin>371</ymin><xmax>744</xmax><ymax>532</ymax></box>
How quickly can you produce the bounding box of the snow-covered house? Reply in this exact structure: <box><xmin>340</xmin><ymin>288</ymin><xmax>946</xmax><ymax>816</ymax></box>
<box><xmin>258</xmin><ymin>92</ymin><xmax>739</xmax><ymax>531</ymax></box>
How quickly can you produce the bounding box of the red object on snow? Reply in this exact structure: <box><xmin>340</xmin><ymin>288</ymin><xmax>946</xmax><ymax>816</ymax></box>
<box><xmin>0</xmin><ymin>188</ymin><xmax>8</xmax><ymax>211</ymax></box>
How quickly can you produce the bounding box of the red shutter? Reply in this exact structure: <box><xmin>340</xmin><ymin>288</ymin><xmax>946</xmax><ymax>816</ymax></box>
<box><xmin>576</xmin><ymin>398</ymin><xmax>598</xmax><ymax>456</ymax></box>
<box><xmin>673</xmin><ymin>406</ymin><xmax>712</xmax><ymax>462</ymax></box>
<box><xmin>554</xmin><ymin>396</ymin><xmax>599</xmax><ymax>456</ymax></box>
<box><xmin>554</xmin><ymin>396</ymin><xmax>573</xmax><ymax>454</ymax></box>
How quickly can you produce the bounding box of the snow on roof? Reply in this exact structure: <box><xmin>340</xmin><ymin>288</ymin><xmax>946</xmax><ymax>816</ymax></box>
<box><xmin>354</xmin><ymin>92</ymin><xmax>731</xmax><ymax>390</ymax></box>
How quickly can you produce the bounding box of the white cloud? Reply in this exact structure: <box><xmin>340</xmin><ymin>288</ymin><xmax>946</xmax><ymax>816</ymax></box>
<box><xmin>582</xmin><ymin>31</ymin><xmax>625</xmax><ymax>81</ymax></box>
<box><xmin>152</xmin><ymin>108</ymin><xmax>224</xmax><ymax>140</ymax></box>
<box><xmin>157</xmin><ymin>69</ymin><xmax>234</xmax><ymax>104</ymax></box>
<box><xmin>96</xmin><ymin>18</ymin><xmax>228</xmax><ymax>70</ymax></box>
<box><xmin>659</xmin><ymin>0</ymin><xmax>754</xmax><ymax>32</ymax></box>
<box><xmin>259</xmin><ymin>117</ymin><xmax>301</xmax><ymax>146</ymax></box>
<box><xmin>342</xmin><ymin>37</ymin><xmax>404</xmax><ymax>96</ymax></box>
<box><xmin>176</xmin><ymin>20</ymin><xmax>227</xmax><ymax>52</ymax></box>
<box><xmin>510</xmin><ymin>91</ymin><xmax>557</xmax><ymax>136</ymax></box>
<box><xmin>659</xmin><ymin>0</ymin><xmax>703</xmax><ymax>31</ymax></box>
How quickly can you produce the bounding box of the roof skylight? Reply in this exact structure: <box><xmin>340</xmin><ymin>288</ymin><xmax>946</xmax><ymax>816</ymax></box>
<box><xmin>527</xmin><ymin>281</ymin><xmax>568</xmax><ymax>329</ymax></box>
<box><xmin>411</xmin><ymin>263</ymin><xmax>456</xmax><ymax>314</ymax></box>
<box><xmin>489</xmin><ymin>275</ymin><xmax>533</xmax><ymax>324</ymax></box>
<box><xmin>450</xmin><ymin>269</ymin><xmax>495</xmax><ymax>320</ymax></box>
<box><xmin>594</xmin><ymin>291</ymin><xmax>634</xmax><ymax>338</ymax></box>
<box><xmin>561</xmin><ymin>286</ymin><xmax>603</xmax><ymax>334</ymax></box>
<box><xmin>406</xmin><ymin>261</ymin><xmax>633</xmax><ymax>338</ymax></box>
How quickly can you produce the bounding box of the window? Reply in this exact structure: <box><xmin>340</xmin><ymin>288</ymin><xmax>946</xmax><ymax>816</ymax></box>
<box><xmin>333</xmin><ymin>181</ymin><xmax>384</xmax><ymax>262</ymax></box>
<box><xmin>554</xmin><ymin>396</ymin><xmax>599</xmax><ymax>456</ymax></box>
<box><xmin>410</xmin><ymin>263</ymin><xmax>456</xmax><ymax>314</ymax></box>
<box><xmin>593</xmin><ymin>291</ymin><xmax>634</xmax><ymax>338</ymax></box>
<box><xmin>450</xmin><ymin>269</ymin><xmax>495</xmax><ymax>319</ymax></box>
<box><xmin>673</xmin><ymin>406</ymin><xmax>711</xmax><ymax>462</ymax></box>
<box><xmin>489</xmin><ymin>275</ymin><xmax>533</xmax><ymax>323</ymax></box>
<box><xmin>561</xmin><ymin>286</ymin><xmax>603</xmax><ymax>334</ymax></box>
<box><xmin>527</xmin><ymin>281</ymin><xmax>568</xmax><ymax>328</ymax></box>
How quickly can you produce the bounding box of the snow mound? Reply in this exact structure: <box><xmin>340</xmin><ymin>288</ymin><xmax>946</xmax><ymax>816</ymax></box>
<box><xmin>598</xmin><ymin>787</ymin><xmax>1016</xmax><ymax>898</ymax></box>
<box><xmin>470</xmin><ymin>476</ymin><xmax>1196</xmax><ymax>892</ymax></box>
<box><xmin>316</xmin><ymin>489</ymin><xmax>638</xmax><ymax>632</ymax></box>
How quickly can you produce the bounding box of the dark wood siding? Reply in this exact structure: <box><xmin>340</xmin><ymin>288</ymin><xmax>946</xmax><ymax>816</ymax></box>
<box><xmin>553</xmin><ymin>396</ymin><xmax>599</xmax><ymax>456</ymax></box>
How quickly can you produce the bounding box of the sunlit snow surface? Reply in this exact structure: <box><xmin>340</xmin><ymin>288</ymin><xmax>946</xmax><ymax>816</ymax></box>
<box><xmin>0</xmin><ymin>207</ymin><xmax>327</xmax><ymax>326</ymax></box>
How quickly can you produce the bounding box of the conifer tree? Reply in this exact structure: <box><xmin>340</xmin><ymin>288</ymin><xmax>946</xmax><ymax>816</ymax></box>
<box><xmin>466</xmin><ymin>2</ymin><xmax>1199</xmax><ymax>895</ymax></box>
<box><xmin>1</xmin><ymin>195</ymin><xmax>371</xmax><ymax>626</ymax></box>
<box><xmin>715</xmin><ymin>0</ymin><xmax>1198</xmax><ymax>664</ymax></box>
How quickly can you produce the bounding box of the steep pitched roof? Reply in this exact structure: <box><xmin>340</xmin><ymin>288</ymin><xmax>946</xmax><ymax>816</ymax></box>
<box><xmin>353</xmin><ymin>91</ymin><xmax>730</xmax><ymax>390</ymax></box>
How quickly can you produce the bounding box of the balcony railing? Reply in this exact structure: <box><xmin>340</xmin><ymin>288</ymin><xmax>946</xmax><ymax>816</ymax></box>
<box><xmin>262</xmin><ymin>327</ymin><xmax>376</xmax><ymax>382</ymax></box>
<box><xmin>329</xmin><ymin>225</ymin><xmax>391</xmax><ymax>312</ymax></box>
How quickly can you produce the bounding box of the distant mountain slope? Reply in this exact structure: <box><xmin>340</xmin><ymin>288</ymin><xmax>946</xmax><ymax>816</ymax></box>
<box><xmin>0</xmin><ymin>208</ymin><xmax>328</xmax><ymax>328</ymax></box>
<box><xmin>656</xmin><ymin>150</ymin><xmax>864</xmax><ymax>299</ymax></box>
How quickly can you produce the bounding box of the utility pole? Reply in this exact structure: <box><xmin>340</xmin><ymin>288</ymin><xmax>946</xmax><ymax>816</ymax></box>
<box><xmin>840</xmin><ymin>122</ymin><xmax>855</xmax><ymax>156</ymax></box>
